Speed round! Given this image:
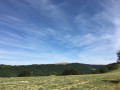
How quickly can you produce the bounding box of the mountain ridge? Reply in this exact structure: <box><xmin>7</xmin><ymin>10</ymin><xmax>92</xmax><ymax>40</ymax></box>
<box><xmin>0</xmin><ymin>63</ymin><xmax>105</xmax><ymax>77</ymax></box>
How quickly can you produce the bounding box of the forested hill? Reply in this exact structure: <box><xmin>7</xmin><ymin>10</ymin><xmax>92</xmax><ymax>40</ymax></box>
<box><xmin>0</xmin><ymin>63</ymin><xmax>104</xmax><ymax>77</ymax></box>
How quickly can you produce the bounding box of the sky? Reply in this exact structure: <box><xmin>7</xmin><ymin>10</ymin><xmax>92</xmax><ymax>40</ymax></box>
<box><xmin>0</xmin><ymin>0</ymin><xmax>120</xmax><ymax>65</ymax></box>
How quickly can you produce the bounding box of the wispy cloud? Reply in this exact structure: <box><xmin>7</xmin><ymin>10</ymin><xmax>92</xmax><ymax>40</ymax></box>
<box><xmin>0</xmin><ymin>49</ymin><xmax>74</xmax><ymax>65</ymax></box>
<box><xmin>100</xmin><ymin>0</ymin><xmax>120</xmax><ymax>50</ymax></box>
<box><xmin>0</xmin><ymin>0</ymin><xmax>119</xmax><ymax>65</ymax></box>
<box><xmin>25</xmin><ymin>0</ymin><xmax>72</xmax><ymax>30</ymax></box>
<box><xmin>66</xmin><ymin>0</ymin><xmax>120</xmax><ymax>64</ymax></box>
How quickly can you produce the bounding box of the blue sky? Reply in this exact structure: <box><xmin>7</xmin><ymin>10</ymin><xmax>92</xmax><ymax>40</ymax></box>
<box><xmin>0</xmin><ymin>0</ymin><xmax>120</xmax><ymax>65</ymax></box>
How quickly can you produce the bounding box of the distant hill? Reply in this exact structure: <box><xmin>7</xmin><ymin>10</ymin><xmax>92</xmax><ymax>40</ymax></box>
<box><xmin>54</xmin><ymin>62</ymin><xmax>70</xmax><ymax>65</ymax></box>
<box><xmin>0</xmin><ymin>63</ymin><xmax>104</xmax><ymax>77</ymax></box>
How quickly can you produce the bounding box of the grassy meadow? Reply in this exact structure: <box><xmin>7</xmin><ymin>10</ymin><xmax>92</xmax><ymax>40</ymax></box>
<box><xmin>0</xmin><ymin>67</ymin><xmax>120</xmax><ymax>90</ymax></box>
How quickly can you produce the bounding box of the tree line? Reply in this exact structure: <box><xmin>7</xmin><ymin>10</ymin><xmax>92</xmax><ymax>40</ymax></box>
<box><xmin>0</xmin><ymin>63</ymin><xmax>103</xmax><ymax>77</ymax></box>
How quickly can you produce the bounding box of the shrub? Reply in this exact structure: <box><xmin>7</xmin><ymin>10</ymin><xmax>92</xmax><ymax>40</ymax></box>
<box><xmin>62</xmin><ymin>69</ymin><xmax>82</xmax><ymax>75</ymax></box>
<box><xmin>18</xmin><ymin>70</ymin><xmax>31</xmax><ymax>77</ymax></box>
<box><xmin>48</xmin><ymin>72</ymin><xmax>57</xmax><ymax>76</ymax></box>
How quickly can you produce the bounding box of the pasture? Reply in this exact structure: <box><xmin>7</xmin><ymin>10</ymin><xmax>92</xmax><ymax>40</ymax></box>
<box><xmin>0</xmin><ymin>70</ymin><xmax>120</xmax><ymax>90</ymax></box>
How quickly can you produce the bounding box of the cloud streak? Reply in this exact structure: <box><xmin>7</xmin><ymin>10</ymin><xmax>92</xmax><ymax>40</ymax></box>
<box><xmin>0</xmin><ymin>0</ymin><xmax>120</xmax><ymax>65</ymax></box>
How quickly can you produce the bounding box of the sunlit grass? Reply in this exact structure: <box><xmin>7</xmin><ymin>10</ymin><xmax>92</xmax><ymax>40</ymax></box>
<box><xmin>0</xmin><ymin>68</ymin><xmax>120</xmax><ymax>90</ymax></box>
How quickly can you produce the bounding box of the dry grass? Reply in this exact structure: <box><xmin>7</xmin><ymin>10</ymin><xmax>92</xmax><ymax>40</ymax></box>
<box><xmin>0</xmin><ymin>68</ymin><xmax>120</xmax><ymax>90</ymax></box>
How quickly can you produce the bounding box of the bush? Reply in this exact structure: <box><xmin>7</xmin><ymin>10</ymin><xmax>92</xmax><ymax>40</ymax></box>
<box><xmin>48</xmin><ymin>72</ymin><xmax>57</xmax><ymax>76</ymax></box>
<box><xmin>91</xmin><ymin>69</ymin><xmax>101</xmax><ymax>74</ymax></box>
<box><xmin>18</xmin><ymin>70</ymin><xmax>31</xmax><ymax>77</ymax></box>
<box><xmin>62</xmin><ymin>69</ymin><xmax>82</xmax><ymax>75</ymax></box>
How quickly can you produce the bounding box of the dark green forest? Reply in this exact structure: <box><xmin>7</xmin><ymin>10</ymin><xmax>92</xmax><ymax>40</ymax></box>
<box><xmin>90</xmin><ymin>62</ymin><xmax>120</xmax><ymax>74</ymax></box>
<box><xmin>0</xmin><ymin>63</ymin><xmax>104</xmax><ymax>77</ymax></box>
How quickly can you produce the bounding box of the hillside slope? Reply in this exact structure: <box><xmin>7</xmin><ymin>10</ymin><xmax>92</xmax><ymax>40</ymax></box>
<box><xmin>107</xmin><ymin>64</ymin><xmax>120</xmax><ymax>74</ymax></box>
<box><xmin>0</xmin><ymin>64</ymin><xmax>119</xmax><ymax>90</ymax></box>
<box><xmin>0</xmin><ymin>63</ymin><xmax>104</xmax><ymax>77</ymax></box>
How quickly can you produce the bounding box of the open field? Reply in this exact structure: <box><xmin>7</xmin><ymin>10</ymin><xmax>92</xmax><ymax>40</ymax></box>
<box><xmin>0</xmin><ymin>68</ymin><xmax>120</xmax><ymax>90</ymax></box>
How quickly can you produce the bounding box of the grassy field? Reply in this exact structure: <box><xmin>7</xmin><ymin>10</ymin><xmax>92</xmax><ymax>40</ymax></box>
<box><xmin>0</xmin><ymin>68</ymin><xmax>120</xmax><ymax>90</ymax></box>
